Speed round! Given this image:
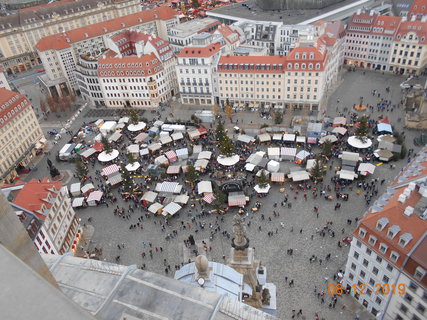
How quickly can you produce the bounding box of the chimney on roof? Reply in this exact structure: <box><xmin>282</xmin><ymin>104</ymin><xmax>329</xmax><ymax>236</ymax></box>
<box><xmin>404</xmin><ymin>206</ymin><xmax>414</xmax><ymax>217</ymax></box>
<box><xmin>369</xmin><ymin>10</ymin><xmax>374</xmax><ymax>16</ymax></box>
<box><xmin>419</xmin><ymin>185</ymin><xmax>427</xmax><ymax>197</ymax></box>
<box><xmin>357</xmin><ymin>9</ymin><xmax>361</xmax><ymax>15</ymax></box>
<box><xmin>398</xmin><ymin>194</ymin><xmax>407</xmax><ymax>204</ymax></box>
<box><xmin>421</xmin><ymin>15</ymin><xmax>427</xmax><ymax>23</ymax></box>
<box><xmin>411</xmin><ymin>15</ymin><xmax>417</xmax><ymax>21</ymax></box>
<box><xmin>402</xmin><ymin>16</ymin><xmax>407</xmax><ymax>22</ymax></box>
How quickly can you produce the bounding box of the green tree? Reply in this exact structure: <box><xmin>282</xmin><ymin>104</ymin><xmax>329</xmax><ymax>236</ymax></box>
<box><xmin>224</xmin><ymin>98</ymin><xmax>233</xmax><ymax>120</ymax></box>
<box><xmin>400</xmin><ymin>144</ymin><xmax>407</xmax><ymax>159</ymax></box>
<box><xmin>213</xmin><ymin>186</ymin><xmax>227</xmax><ymax>210</ymax></box>
<box><xmin>355</xmin><ymin>116</ymin><xmax>369</xmax><ymax>137</ymax></box>
<box><xmin>393</xmin><ymin>132</ymin><xmax>404</xmax><ymax>145</ymax></box>
<box><xmin>256</xmin><ymin>170</ymin><xmax>269</xmax><ymax>188</ymax></box>
<box><xmin>100</xmin><ymin>135</ymin><xmax>113</xmax><ymax>154</ymax></box>
<box><xmin>273</xmin><ymin>110</ymin><xmax>283</xmax><ymax>124</ymax></box>
<box><xmin>129</xmin><ymin>106</ymin><xmax>139</xmax><ymax>125</ymax></box>
<box><xmin>191</xmin><ymin>0</ymin><xmax>200</xmax><ymax>8</ymax></box>
<box><xmin>218</xmin><ymin>135</ymin><xmax>235</xmax><ymax>157</ymax></box>
<box><xmin>322</xmin><ymin>140</ymin><xmax>332</xmax><ymax>158</ymax></box>
<box><xmin>310</xmin><ymin>155</ymin><xmax>324</xmax><ymax>182</ymax></box>
<box><xmin>215</xmin><ymin>122</ymin><xmax>226</xmax><ymax>141</ymax></box>
<box><xmin>75</xmin><ymin>158</ymin><xmax>88</xmax><ymax>181</ymax></box>
<box><xmin>127</xmin><ymin>152</ymin><xmax>136</xmax><ymax>164</ymax></box>
<box><xmin>120</xmin><ymin>163</ymin><xmax>134</xmax><ymax>193</ymax></box>
<box><xmin>184</xmin><ymin>162</ymin><xmax>198</xmax><ymax>187</ymax></box>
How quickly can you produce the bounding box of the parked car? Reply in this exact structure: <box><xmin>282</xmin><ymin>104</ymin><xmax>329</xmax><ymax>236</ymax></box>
<box><xmin>47</xmin><ymin>129</ymin><xmax>59</xmax><ymax>135</ymax></box>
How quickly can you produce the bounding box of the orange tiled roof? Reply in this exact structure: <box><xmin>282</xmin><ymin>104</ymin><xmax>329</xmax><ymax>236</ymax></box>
<box><xmin>218</xmin><ymin>56</ymin><xmax>286</xmax><ymax>74</ymax></box>
<box><xmin>408</xmin><ymin>0</ymin><xmax>427</xmax><ymax>16</ymax></box>
<box><xmin>371</xmin><ymin>15</ymin><xmax>401</xmax><ymax>36</ymax></box>
<box><xmin>392</xmin><ymin>146</ymin><xmax>427</xmax><ymax>186</ymax></box>
<box><xmin>355</xmin><ymin>185</ymin><xmax>427</xmax><ymax>268</ymax></box>
<box><xmin>98</xmin><ymin>52</ymin><xmax>163</xmax><ymax>77</ymax></box>
<box><xmin>395</xmin><ymin>20</ymin><xmax>427</xmax><ymax>44</ymax></box>
<box><xmin>178</xmin><ymin>43</ymin><xmax>222</xmax><ymax>58</ymax></box>
<box><xmin>0</xmin><ymin>88</ymin><xmax>31</xmax><ymax>129</ymax></box>
<box><xmin>217</xmin><ymin>24</ymin><xmax>239</xmax><ymax>44</ymax></box>
<box><xmin>35</xmin><ymin>6</ymin><xmax>177</xmax><ymax>52</ymax></box>
<box><xmin>13</xmin><ymin>178</ymin><xmax>62</xmax><ymax>220</ymax></box>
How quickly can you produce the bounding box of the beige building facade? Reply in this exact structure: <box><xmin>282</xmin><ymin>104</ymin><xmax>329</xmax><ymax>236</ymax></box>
<box><xmin>0</xmin><ymin>0</ymin><xmax>142</xmax><ymax>74</ymax></box>
<box><xmin>0</xmin><ymin>88</ymin><xmax>44</xmax><ymax>183</ymax></box>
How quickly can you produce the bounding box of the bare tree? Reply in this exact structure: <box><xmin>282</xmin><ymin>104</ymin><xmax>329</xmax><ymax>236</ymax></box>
<box><xmin>39</xmin><ymin>99</ymin><xmax>47</xmax><ymax>113</ymax></box>
<box><xmin>46</xmin><ymin>96</ymin><xmax>57</xmax><ymax>113</ymax></box>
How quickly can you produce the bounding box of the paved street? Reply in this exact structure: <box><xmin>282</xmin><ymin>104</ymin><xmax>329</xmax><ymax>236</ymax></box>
<box><xmin>23</xmin><ymin>69</ymin><xmax>425</xmax><ymax>320</ymax></box>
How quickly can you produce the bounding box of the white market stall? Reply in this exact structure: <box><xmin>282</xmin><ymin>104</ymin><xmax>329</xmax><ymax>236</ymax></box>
<box><xmin>141</xmin><ymin>191</ymin><xmax>158</xmax><ymax>203</ymax></box>
<box><xmin>358</xmin><ymin>163</ymin><xmax>376</xmax><ymax>176</ymax></box>
<box><xmin>296</xmin><ymin>150</ymin><xmax>310</xmax><ymax>161</ymax></box>
<box><xmin>167</xmin><ymin>165</ymin><xmax>181</xmax><ymax>175</ymax></box>
<box><xmin>198</xmin><ymin>151</ymin><xmax>212</xmax><ymax>160</ymax></box>
<box><xmin>118</xmin><ymin>117</ymin><xmax>129</xmax><ymax>124</ymax></box>
<box><xmin>374</xmin><ymin>149</ymin><xmax>394</xmax><ymax>162</ymax></box>
<box><xmin>188</xmin><ymin>129</ymin><xmax>201</xmax><ymax>140</ymax></box>
<box><xmin>272</xmin><ymin>134</ymin><xmax>282</xmax><ymax>141</ymax></box>
<box><xmin>98</xmin><ymin>150</ymin><xmax>119</xmax><ymax>162</ymax></box>
<box><xmin>281</xmin><ymin>147</ymin><xmax>296</xmax><ymax>161</ymax></box>
<box><xmin>162</xmin><ymin>202</ymin><xmax>182</xmax><ymax>216</ymax></box>
<box><xmin>296</xmin><ymin>136</ymin><xmax>306</xmax><ymax>144</ymax></box>
<box><xmin>174</xmin><ymin>194</ymin><xmax>189</xmax><ymax>204</ymax></box>
<box><xmin>270</xmin><ymin>172</ymin><xmax>285</xmax><ymax>183</ymax></box>
<box><xmin>347</xmin><ymin>136</ymin><xmax>373</xmax><ymax>149</ymax></box>
<box><xmin>128</xmin><ymin>122</ymin><xmax>147</xmax><ymax>132</ymax></box>
<box><xmin>257</xmin><ymin>133</ymin><xmax>271</xmax><ymax>142</ymax></box>
<box><xmin>102</xmin><ymin>164</ymin><xmax>120</xmax><ymax>177</ymax></box>
<box><xmin>228</xmin><ymin>192</ymin><xmax>247</xmax><ymax>207</ymax></box>
<box><xmin>333</xmin><ymin>117</ymin><xmax>346</xmax><ymax>127</ymax></box>
<box><xmin>165</xmin><ymin>150</ymin><xmax>178</xmax><ymax>163</ymax></box>
<box><xmin>160</xmin><ymin>135</ymin><xmax>173</xmax><ymax>145</ymax></box>
<box><xmin>217</xmin><ymin>155</ymin><xmax>240</xmax><ymax>166</ymax></box>
<box><xmin>81</xmin><ymin>183</ymin><xmax>95</xmax><ymax>196</ymax></box>
<box><xmin>134</xmin><ymin>132</ymin><xmax>149</xmax><ymax>143</ymax></box>
<box><xmin>148</xmin><ymin>143</ymin><xmax>162</xmax><ymax>152</ymax></box>
<box><xmin>171</xmin><ymin>132</ymin><xmax>184</xmax><ymax>141</ymax></box>
<box><xmin>154</xmin><ymin>155</ymin><xmax>169</xmax><ymax>166</ymax></box>
<box><xmin>87</xmin><ymin>191</ymin><xmax>103</xmax><ymax>206</ymax></box>
<box><xmin>306</xmin><ymin>159</ymin><xmax>317</xmax><ymax>171</ymax></box>
<box><xmin>288</xmin><ymin>170</ymin><xmax>310</xmax><ymax>182</ymax></box>
<box><xmin>245</xmin><ymin>163</ymin><xmax>256</xmax><ymax>172</ymax></box>
<box><xmin>283</xmin><ymin>134</ymin><xmax>296</xmax><ymax>143</ymax></box>
<box><xmin>80</xmin><ymin>148</ymin><xmax>97</xmax><ymax>159</ymax></box>
<box><xmin>268</xmin><ymin>148</ymin><xmax>280</xmax><ymax>161</ymax></box>
<box><xmin>237</xmin><ymin>134</ymin><xmax>255</xmax><ymax>144</ymax></box>
<box><xmin>140</xmin><ymin>148</ymin><xmax>149</xmax><ymax>157</ymax></box>
<box><xmin>108</xmin><ymin>131</ymin><xmax>122</xmax><ymax>143</ymax></box>
<box><xmin>125</xmin><ymin>162</ymin><xmax>141</xmax><ymax>172</ymax></box>
<box><xmin>155</xmin><ymin>182</ymin><xmax>182</xmax><ymax>194</ymax></box>
<box><xmin>70</xmin><ymin>183</ymin><xmax>81</xmax><ymax>197</ymax></box>
<box><xmin>194</xmin><ymin>159</ymin><xmax>209</xmax><ymax>171</ymax></box>
<box><xmin>254</xmin><ymin>184</ymin><xmax>271</xmax><ymax>194</ymax></box>
<box><xmin>267</xmin><ymin>160</ymin><xmax>280</xmax><ymax>173</ymax></box>
<box><xmin>340</xmin><ymin>152</ymin><xmax>361</xmax><ymax>167</ymax></box>
<box><xmin>176</xmin><ymin>148</ymin><xmax>189</xmax><ymax>161</ymax></box>
<box><xmin>72</xmin><ymin>197</ymin><xmax>85</xmax><ymax>208</ymax></box>
<box><xmin>100</xmin><ymin>121</ymin><xmax>117</xmax><ymax>136</ymax></box>
<box><xmin>337</xmin><ymin>170</ymin><xmax>358</xmax><ymax>181</ymax></box>
<box><xmin>148</xmin><ymin>202</ymin><xmax>164</xmax><ymax>214</ymax></box>
<box><xmin>332</xmin><ymin>127</ymin><xmax>347</xmax><ymax>135</ymax></box>
<box><xmin>127</xmin><ymin>144</ymin><xmax>140</xmax><ymax>155</ymax></box>
<box><xmin>107</xmin><ymin>172</ymin><xmax>123</xmax><ymax>186</ymax></box>
<box><xmin>319</xmin><ymin>135</ymin><xmax>338</xmax><ymax>144</ymax></box>
<box><xmin>197</xmin><ymin>181</ymin><xmax>213</xmax><ymax>194</ymax></box>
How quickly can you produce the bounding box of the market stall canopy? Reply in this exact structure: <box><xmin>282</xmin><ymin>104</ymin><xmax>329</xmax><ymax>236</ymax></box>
<box><xmin>237</xmin><ymin>134</ymin><xmax>255</xmax><ymax>144</ymax></box>
<box><xmin>81</xmin><ymin>183</ymin><xmax>95</xmax><ymax>195</ymax></box>
<box><xmin>245</xmin><ymin>163</ymin><xmax>256</xmax><ymax>172</ymax></box>
<box><xmin>307</xmin><ymin>137</ymin><xmax>317</xmax><ymax>144</ymax></box>
<box><xmin>174</xmin><ymin>194</ymin><xmax>189</xmax><ymax>204</ymax></box>
<box><xmin>93</xmin><ymin>141</ymin><xmax>103</xmax><ymax>152</ymax></box>
<box><xmin>319</xmin><ymin>135</ymin><xmax>338</xmax><ymax>144</ymax></box>
<box><xmin>194</xmin><ymin>159</ymin><xmax>209</xmax><ymax>170</ymax></box>
<box><xmin>268</xmin><ymin>147</ymin><xmax>280</xmax><ymax>160</ymax></box>
<box><xmin>128</xmin><ymin>122</ymin><xmax>147</xmax><ymax>132</ymax></box>
<box><xmin>193</xmin><ymin>145</ymin><xmax>203</xmax><ymax>154</ymax></box>
<box><xmin>280</xmin><ymin>147</ymin><xmax>296</xmax><ymax>161</ymax></box>
<box><xmin>148</xmin><ymin>143</ymin><xmax>162</xmax><ymax>152</ymax></box>
<box><xmin>148</xmin><ymin>126</ymin><xmax>160</xmax><ymax>135</ymax></box>
<box><xmin>125</xmin><ymin>162</ymin><xmax>140</xmax><ymax>172</ymax></box>
<box><xmin>87</xmin><ymin>190</ymin><xmax>103</xmax><ymax>203</ymax></box>
<box><xmin>254</xmin><ymin>184</ymin><xmax>271</xmax><ymax>193</ymax></box>
<box><xmin>246</xmin><ymin>152</ymin><xmax>265</xmax><ymax>165</ymax></box>
<box><xmin>140</xmin><ymin>148</ymin><xmax>149</xmax><ymax>156</ymax></box>
<box><xmin>203</xmin><ymin>193</ymin><xmax>215</xmax><ymax>204</ymax></box>
<box><xmin>283</xmin><ymin>134</ymin><xmax>296</xmax><ymax>142</ymax></box>
<box><xmin>155</xmin><ymin>182</ymin><xmax>182</xmax><ymax>194</ymax></box>
<box><xmin>167</xmin><ymin>165</ymin><xmax>181</xmax><ymax>174</ymax></box>
<box><xmin>228</xmin><ymin>192</ymin><xmax>247</xmax><ymax>207</ymax></box>
<box><xmin>197</xmin><ymin>181</ymin><xmax>213</xmax><ymax>194</ymax></box>
<box><xmin>160</xmin><ymin>135</ymin><xmax>173</xmax><ymax>145</ymax></box>
<box><xmin>306</xmin><ymin>159</ymin><xmax>316</xmax><ymax>170</ymax></box>
<box><xmin>198</xmin><ymin>151</ymin><xmax>212</xmax><ymax>160</ymax></box>
<box><xmin>70</xmin><ymin>183</ymin><xmax>81</xmax><ymax>196</ymax></box>
<box><xmin>358</xmin><ymin>163</ymin><xmax>376</xmax><ymax>175</ymax></box>
<box><xmin>378</xmin><ymin>134</ymin><xmax>396</xmax><ymax>143</ymax></box>
<box><xmin>296</xmin><ymin>136</ymin><xmax>306</xmax><ymax>143</ymax></box>
<box><xmin>134</xmin><ymin>132</ymin><xmax>149</xmax><ymax>143</ymax></box>
<box><xmin>257</xmin><ymin>133</ymin><xmax>271</xmax><ymax>142</ymax></box>
<box><xmin>267</xmin><ymin>160</ymin><xmax>280</xmax><ymax>173</ymax></box>
<box><xmin>377</xmin><ymin>123</ymin><xmax>393</xmax><ymax>133</ymax></box>
<box><xmin>217</xmin><ymin>155</ymin><xmax>240</xmax><ymax>166</ymax></box>
<box><xmin>154</xmin><ymin>120</ymin><xmax>164</xmax><ymax>127</ymax></box>
<box><xmin>176</xmin><ymin>148</ymin><xmax>189</xmax><ymax>160</ymax></box>
<box><xmin>347</xmin><ymin>136</ymin><xmax>373</xmax><ymax>149</ymax></box>
<box><xmin>98</xmin><ymin>149</ymin><xmax>119</xmax><ymax>162</ymax></box>
<box><xmin>374</xmin><ymin>149</ymin><xmax>394</xmax><ymax>161</ymax></box>
<box><xmin>162</xmin><ymin>202</ymin><xmax>182</xmax><ymax>216</ymax></box>
<box><xmin>171</xmin><ymin>132</ymin><xmax>184</xmax><ymax>141</ymax></box>
<box><xmin>288</xmin><ymin>170</ymin><xmax>310</xmax><ymax>182</ymax></box>
<box><xmin>141</xmin><ymin>191</ymin><xmax>158</xmax><ymax>203</ymax></box>
<box><xmin>72</xmin><ymin>197</ymin><xmax>85</xmax><ymax>208</ymax></box>
<box><xmin>127</xmin><ymin>144</ymin><xmax>139</xmax><ymax>154</ymax></box>
<box><xmin>188</xmin><ymin>129</ymin><xmax>201</xmax><ymax>140</ymax></box>
<box><xmin>154</xmin><ymin>155</ymin><xmax>169</xmax><ymax>166</ymax></box>
<box><xmin>148</xmin><ymin>202</ymin><xmax>164</xmax><ymax>214</ymax></box>
<box><xmin>340</xmin><ymin>151</ymin><xmax>361</xmax><ymax>165</ymax></box>
<box><xmin>108</xmin><ymin>172</ymin><xmax>123</xmax><ymax>185</ymax></box>
<box><xmin>272</xmin><ymin>133</ymin><xmax>282</xmax><ymax>141</ymax></box>
<box><xmin>118</xmin><ymin>117</ymin><xmax>129</xmax><ymax>124</ymax></box>
<box><xmin>296</xmin><ymin>150</ymin><xmax>310</xmax><ymax>161</ymax></box>
<box><xmin>115</xmin><ymin>123</ymin><xmax>125</xmax><ymax>130</ymax></box>
<box><xmin>332</xmin><ymin>127</ymin><xmax>347</xmax><ymax>135</ymax></box>
<box><xmin>333</xmin><ymin>117</ymin><xmax>346</xmax><ymax>127</ymax></box>
<box><xmin>80</xmin><ymin>148</ymin><xmax>97</xmax><ymax>159</ymax></box>
<box><xmin>165</xmin><ymin>150</ymin><xmax>178</xmax><ymax>162</ymax></box>
<box><xmin>271</xmin><ymin>172</ymin><xmax>285</xmax><ymax>183</ymax></box>
<box><xmin>109</xmin><ymin>131</ymin><xmax>122</xmax><ymax>142</ymax></box>
<box><xmin>337</xmin><ymin>170</ymin><xmax>358</xmax><ymax>181</ymax></box>
<box><xmin>307</xmin><ymin>122</ymin><xmax>323</xmax><ymax>136</ymax></box>
<box><xmin>256</xmin><ymin>169</ymin><xmax>270</xmax><ymax>177</ymax></box>
<box><xmin>102</xmin><ymin>164</ymin><xmax>120</xmax><ymax>176</ymax></box>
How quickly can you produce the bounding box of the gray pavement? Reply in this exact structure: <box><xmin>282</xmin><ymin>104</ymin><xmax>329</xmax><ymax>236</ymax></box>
<box><xmin>22</xmin><ymin>69</ymin><xmax>425</xmax><ymax>320</ymax></box>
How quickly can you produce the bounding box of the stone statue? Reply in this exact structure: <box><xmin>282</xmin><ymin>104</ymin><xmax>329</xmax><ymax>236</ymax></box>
<box><xmin>49</xmin><ymin>163</ymin><xmax>60</xmax><ymax>178</ymax></box>
<box><xmin>261</xmin><ymin>288</ymin><xmax>271</xmax><ymax>305</ymax></box>
<box><xmin>232</xmin><ymin>215</ymin><xmax>246</xmax><ymax>247</ymax></box>
<box><xmin>47</xmin><ymin>158</ymin><xmax>53</xmax><ymax>168</ymax></box>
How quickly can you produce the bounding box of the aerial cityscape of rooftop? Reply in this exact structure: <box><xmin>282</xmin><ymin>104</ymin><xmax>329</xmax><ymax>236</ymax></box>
<box><xmin>0</xmin><ymin>0</ymin><xmax>426</xmax><ymax>319</ymax></box>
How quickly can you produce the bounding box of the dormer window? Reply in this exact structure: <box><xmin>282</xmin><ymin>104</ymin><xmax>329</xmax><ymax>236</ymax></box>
<box><xmin>376</xmin><ymin>217</ymin><xmax>389</xmax><ymax>231</ymax></box>
<box><xmin>369</xmin><ymin>235</ymin><xmax>377</xmax><ymax>246</ymax></box>
<box><xmin>390</xmin><ymin>251</ymin><xmax>399</xmax><ymax>262</ymax></box>
<box><xmin>295</xmin><ymin>53</ymin><xmax>299</xmax><ymax>59</ymax></box>
<box><xmin>387</xmin><ymin>225</ymin><xmax>400</xmax><ymax>239</ymax></box>
<box><xmin>399</xmin><ymin>233</ymin><xmax>413</xmax><ymax>247</ymax></box>
<box><xmin>359</xmin><ymin>228</ymin><xmax>366</xmax><ymax>238</ymax></box>
<box><xmin>379</xmin><ymin>243</ymin><xmax>388</xmax><ymax>254</ymax></box>
<box><xmin>414</xmin><ymin>266</ymin><xmax>425</xmax><ymax>281</ymax></box>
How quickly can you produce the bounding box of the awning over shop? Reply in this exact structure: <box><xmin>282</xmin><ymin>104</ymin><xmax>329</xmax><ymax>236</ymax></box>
<box><xmin>102</xmin><ymin>164</ymin><xmax>120</xmax><ymax>176</ymax></box>
<box><xmin>141</xmin><ymin>191</ymin><xmax>158</xmax><ymax>203</ymax></box>
<box><xmin>271</xmin><ymin>172</ymin><xmax>285</xmax><ymax>183</ymax></box>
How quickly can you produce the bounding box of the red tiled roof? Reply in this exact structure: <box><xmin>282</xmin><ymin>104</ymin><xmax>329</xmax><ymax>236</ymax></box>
<box><xmin>347</xmin><ymin>12</ymin><xmax>378</xmax><ymax>33</ymax></box>
<box><xmin>286</xmin><ymin>46</ymin><xmax>327</xmax><ymax>71</ymax></box>
<box><xmin>35</xmin><ymin>6</ymin><xmax>177</xmax><ymax>52</ymax></box>
<box><xmin>98</xmin><ymin>52</ymin><xmax>163</xmax><ymax>77</ymax></box>
<box><xmin>392</xmin><ymin>146</ymin><xmax>427</xmax><ymax>186</ymax></box>
<box><xmin>218</xmin><ymin>55</ymin><xmax>286</xmax><ymax>73</ymax></box>
<box><xmin>355</xmin><ymin>185</ymin><xmax>427</xmax><ymax>268</ymax></box>
<box><xmin>395</xmin><ymin>20</ymin><xmax>427</xmax><ymax>44</ymax></box>
<box><xmin>13</xmin><ymin>178</ymin><xmax>62</xmax><ymax>220</ymax></box>
<box><xmin>196</xmin><ymin>20</ymin><xmax>221</xmax><ymax>34</ymax></box>
<box><xmin>20</xmin><ymin>0</ymin><xmax>74</xmax><ymax>12</ymax></box>
<box><xmin>0</xmin><ymin>88</ymin><xmax>31</xmax><ymax>129</ymax></box>
<box><xmin>408</xmin><ymin>0</ymin><xmax>427</xmax><ymax>17</ymax></box>
<box><xmin>371</xmin><ymin>16</ymin><xmax>401</xmax><ymax>36</ymax></box>
<box><xmin>178</xmin><ymin>42</ymin><xmax>222</xmax><ymax>58</ymax></box>
<box><xmin>217</xmin><ymin>24</ymin><xmax>239</xmax><ymax>44</ymax></box>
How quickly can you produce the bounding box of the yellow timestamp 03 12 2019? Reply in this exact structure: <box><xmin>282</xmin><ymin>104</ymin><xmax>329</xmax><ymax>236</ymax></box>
<box><xmin>327</xmin><ymin>283</ymin><xmax>407</xmax><ymax>295</ymax></box>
